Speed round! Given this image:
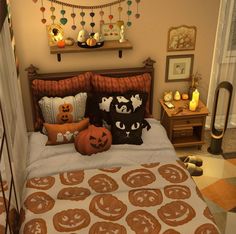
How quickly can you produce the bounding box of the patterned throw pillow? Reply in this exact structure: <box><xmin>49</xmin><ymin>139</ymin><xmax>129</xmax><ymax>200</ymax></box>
<box><xmin>110</xmin><ymin>106</ymin><xmax>146</xmax><ymax>145</ymax></box>
<box><xmin>86</xmin><ymin>92</ymin><xmax>147</xmax><ymax>128</ymax></box>
<box><xmin>91</xmin><ymin>73</ymin><xmax>152</xmax><ymax>117</ymax></box>
<box><xmin>44</xmin><ymin>118</ymin><xmax>89</xmax><ymax>145</ymax></box>
<box><xmin>39</xmin><ymin>93</ymin><xmax>87</xmax><ymax>124</ymax></box>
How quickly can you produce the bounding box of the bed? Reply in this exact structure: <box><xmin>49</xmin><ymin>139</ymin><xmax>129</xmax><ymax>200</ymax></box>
<box><xmin>19</xmin><ymin>58</ymin><xmax>220</xmax><ymax>234</ymax></box>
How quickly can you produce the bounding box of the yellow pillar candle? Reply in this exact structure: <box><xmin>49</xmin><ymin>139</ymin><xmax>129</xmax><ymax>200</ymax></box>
<box><xmin>189</xmin><ymin>99</ymin><xmax>197</xmax><ymax>111</ymax></box>
<box><xmin>192</xmin><ymin>89</ymin><xmax>200</xmax><ymax>107</ymax></box>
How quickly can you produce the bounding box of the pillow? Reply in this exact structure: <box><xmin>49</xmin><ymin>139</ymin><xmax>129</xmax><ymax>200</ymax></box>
<box><xmin>91</xmin><ymin>73</ymin><xmax>152</xmax><ymax>117</ymax></box>
<box><xmin>39</xmin><ymin>92</ymin><xmax>87</xmax><ymax>124</ymax></box>
<box><xmin>74</xmin><ymin>125</ymin><xmax>112</xmax><ymax>155</ymax></box>
<box><xmin>32</xmin><ymin>72</ymin><xmax>92</xmax><ymax>131</ymax></box>
<box><xmin>85</xmin><ymin>92</ymin><xmax>147</xmax><ymax>128</ymax></box>
<box><xmin>110</xmin><ymin>106</ymin><xmax>145</xmax><ymax>145</ymax></box>
<box><xmin>44</xmin><ymin>118</ymin><xmax>89</xmax><ymax>145</ymax></box>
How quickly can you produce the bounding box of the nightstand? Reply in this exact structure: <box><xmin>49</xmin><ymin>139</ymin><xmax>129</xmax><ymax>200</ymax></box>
<box><xmin>159</xmin><ymin>99</ymin><xmax>209</xmax><ymax>149</ymax></box>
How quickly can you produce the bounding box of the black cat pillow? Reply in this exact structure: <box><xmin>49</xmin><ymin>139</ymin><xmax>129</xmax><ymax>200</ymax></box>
<box><xmin>110</xmin><ymin>106</ymin><xmax>145</xmax><ymax>145</ymax></box>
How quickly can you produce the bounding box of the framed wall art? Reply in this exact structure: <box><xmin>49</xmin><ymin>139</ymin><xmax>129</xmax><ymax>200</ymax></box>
<box><xmin>167</xmin><ymin>25</ymin><xmax>197</xmax><ymax>51</ymax></box>
<box><xmin>46</xmin><ymin>24</ymin><xmax>64</xmax><ymax>46</ymax></box>
<box><xmin>165</xmin><ymin>54</ymin><xmax>194</xmax><ymax>82</ymax></box>
<box><xmin>101</xmin><ymin>23</ymin><xmax>121</xmax><ymax>41</ymax></box>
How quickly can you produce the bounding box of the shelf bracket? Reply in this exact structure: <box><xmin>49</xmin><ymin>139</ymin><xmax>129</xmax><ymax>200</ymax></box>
<box><xmin>118</xmin><ymin>50</ymin><xmax>123</xmax><ymax>58</ymax></box>
<box><xmin>57</xmin><ymin>53</ymin><xmax>61</xmax><ymax>62</ymax></box>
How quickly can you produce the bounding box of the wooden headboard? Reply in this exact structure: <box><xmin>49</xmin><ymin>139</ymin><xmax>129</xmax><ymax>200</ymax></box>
<box><xmin>26</xmin><ymin>57</ymin><xmax>156</xmax><ymax>131</ymax></box>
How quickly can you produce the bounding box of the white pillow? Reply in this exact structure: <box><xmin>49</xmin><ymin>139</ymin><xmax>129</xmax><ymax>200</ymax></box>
<box><xmin>38</xmin><ymin>93</ymin><xmax>87</xmax><ymax>124</ymax></box>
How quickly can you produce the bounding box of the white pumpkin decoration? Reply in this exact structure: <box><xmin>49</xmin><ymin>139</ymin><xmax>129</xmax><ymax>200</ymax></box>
<box><xmin>77</xmin><ymin>29</ymin><xmax>88</xmax><ymax>43</ymax></box>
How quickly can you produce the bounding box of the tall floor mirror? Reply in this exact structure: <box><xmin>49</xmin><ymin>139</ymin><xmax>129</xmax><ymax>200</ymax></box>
<box><xmin>0</xmin><ymin>101</ymin><xmax>19</xmax><ymax>233</ymax></box>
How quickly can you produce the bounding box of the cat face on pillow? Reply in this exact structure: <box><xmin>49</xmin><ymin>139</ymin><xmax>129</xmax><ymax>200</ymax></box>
<box><xmin>110</xmin><ymin>107</ymin><xmax>145</xmax><ymax>145</ymax></box>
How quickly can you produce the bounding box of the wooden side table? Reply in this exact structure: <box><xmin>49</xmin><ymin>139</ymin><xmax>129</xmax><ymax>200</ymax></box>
<box><xmin>159</xmin><ymin>99</ymin><xmax>209</xmax><ymax>149</ymax></box>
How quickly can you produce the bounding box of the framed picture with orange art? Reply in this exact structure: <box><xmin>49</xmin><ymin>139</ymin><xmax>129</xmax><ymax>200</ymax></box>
<box><xmin>167</xmin><ymin>25</ymin><xmax>197</xmax><ymax>52</ymax></box>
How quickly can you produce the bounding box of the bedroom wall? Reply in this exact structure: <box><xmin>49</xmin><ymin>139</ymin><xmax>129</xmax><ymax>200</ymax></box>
<box><xmin>10</xmin><ymin>0</ymin><xmax>220</xmax><ymax>131</ymax></box>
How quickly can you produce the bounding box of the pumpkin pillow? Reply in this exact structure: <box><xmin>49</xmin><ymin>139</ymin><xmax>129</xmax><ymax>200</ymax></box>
<box><xmin>74</xmin><ymin>125</ymin><xmax>112</xmax><ymax>155</ymax></box>
<box><xmin>44</xmin><ymin>118</ymin><xmax>89</xmax><ymax>145</ymax></box>
<box><xmin>39</xmin><ymin>92</ymin><xmax>87</xmax><ymax>125</ymax></box>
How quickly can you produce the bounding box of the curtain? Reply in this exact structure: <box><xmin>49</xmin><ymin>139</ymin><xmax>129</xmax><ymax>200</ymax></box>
<box><xmin>207</xmin><ymin>0</ymin><xmax>236</xmax><ymax>128</ymax></box>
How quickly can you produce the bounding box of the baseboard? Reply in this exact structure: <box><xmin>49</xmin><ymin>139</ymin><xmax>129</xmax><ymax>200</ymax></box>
<box><xmin>205</xmin><ymin>114</ymin><xmax>236</xmax><ymax>129</ymax></box>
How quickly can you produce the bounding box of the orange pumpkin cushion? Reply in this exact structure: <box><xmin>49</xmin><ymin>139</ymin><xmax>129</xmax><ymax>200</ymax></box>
<box><xmin>44</xmin><ymin>118</ymin><xmax>89</xmax><ymax>145</ymax></box>
<box><xmin>91</xmin><ymin>73</ymin><xmax>152</xmax><ymax>117</ymax></box>
<box><xmin>74</xmin><ymin>125</ymin><xmax>112</xmax><ymax>155</ymax></box>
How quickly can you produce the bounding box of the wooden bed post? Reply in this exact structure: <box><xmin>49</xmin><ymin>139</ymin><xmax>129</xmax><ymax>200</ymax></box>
<box><xmin>25</xmin><ymin>64</ymin><xmax>39</xmax><ymax>80</ymax></box>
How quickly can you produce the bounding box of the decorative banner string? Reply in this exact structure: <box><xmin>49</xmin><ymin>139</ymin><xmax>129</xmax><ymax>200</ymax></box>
<box><xmin>48</xmin><ymin>0</ymin><xmax>126</xmax><ymax>10</ymax></box>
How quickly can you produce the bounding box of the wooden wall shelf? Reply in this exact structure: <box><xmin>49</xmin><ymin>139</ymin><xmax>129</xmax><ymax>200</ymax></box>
<box><xmin>50</xmin><ymin>40</ymin><xmax>133</xmax><ymax>62</ymax></box>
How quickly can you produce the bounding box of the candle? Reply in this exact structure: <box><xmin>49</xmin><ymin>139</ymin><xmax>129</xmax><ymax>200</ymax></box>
<box><xmin>192</xmin><ymin>89</ymin><xmax>200</xmax><ymax>107</ymax></box>
<box><xmin>189</xmin><ymin>99</ymin><xmax>197</xmax><ymax>111</ymax></box>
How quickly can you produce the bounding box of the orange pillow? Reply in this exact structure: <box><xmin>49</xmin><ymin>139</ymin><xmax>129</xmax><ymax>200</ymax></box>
<box><xmin>44</xmin><ymin>118</ymin><xmax>89</xmax><ymax>145</ymax></box>
<box><xmin>91</xmin><ymin>73</ymin><xmax>152</xmax><ymax>117</ymax></box>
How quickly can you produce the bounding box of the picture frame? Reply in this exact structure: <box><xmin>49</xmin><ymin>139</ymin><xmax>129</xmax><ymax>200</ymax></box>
<box><xmin>100</xmin><ymin>23</ymin><xmax>120</xmax><ymax>41</ymax></box>
<box><xmin>46</xmin><ymin>24</ymin><xmax>64</xmax><ymax>46</ymax></box>
<box><xmin>165</xmin><ymin>54</ymin><xmax>194</xmax><ymax>82</ymax></box>
<box><xmin>167</xmin><ymin>25</ymin><xmax>197</xmax><ymax>51</ymax></box>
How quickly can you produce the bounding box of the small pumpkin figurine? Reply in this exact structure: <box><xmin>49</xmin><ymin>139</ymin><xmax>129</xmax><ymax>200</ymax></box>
<box><xmin>86</xmin><ymin>36</ymin><xmax>97</xmax><ymax>47</ymax></box>
<box><xmin>75</xmin><ymin>125</ymin><xmax>112</xmax><ymax>155</ymax></box>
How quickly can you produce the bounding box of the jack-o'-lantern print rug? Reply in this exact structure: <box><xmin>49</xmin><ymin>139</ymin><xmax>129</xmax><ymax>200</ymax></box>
<box><xmin>19</xmin><ymin>161</ymin><xmax>220</xmax><ymax>234</ymax></box>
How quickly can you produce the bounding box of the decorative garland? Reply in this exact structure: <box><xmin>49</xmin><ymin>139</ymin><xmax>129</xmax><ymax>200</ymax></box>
<box><xmin>34</xmin><ymin>0</ymin><xmax>141</xmax><ymax>31</ymax></box>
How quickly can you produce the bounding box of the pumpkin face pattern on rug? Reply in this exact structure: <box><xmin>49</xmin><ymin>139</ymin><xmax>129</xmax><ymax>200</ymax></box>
<box><xmin>24</xmin><ymin>192</ymin><xmax>55</xmax><ymax>214</ymax></box>
<box><xmin>157</xmin><ymin>201</ymin><xmax>196</xmax><ymax>226</ymax></box>
<box><xmin>88</xmin><ymin>174</ymin><xmax>119</xmax><ymax>193</ymax></box>
<box><xmin>89</xmin><ymin>194</ymin><xmax>127</xmax><ymax>221</ymax></box>
<box><xmin>23</xmin><ymin>218</ymin><xmax>47</xmax><ymax>234</ymax></box>
<box><xmin>129</xmin><ymin>188</ymin><xmax>163</xmax><ymax>207</ymax></box>
<box><xmin>158</xmin><ymin>164</ymin><xmax>188</xmax><ymax>183</ymax></box>
<box><xmin>53</xmin><ymin>209</ymin><xmax>90</xmax><ymax>232</ymax></box>
<box><xmin>59</xmin><ymin>170</ymin><xmax>84</xmax><ymax>185</ymax></box>
<box><xmin>89</xmin><ymin>222</ymin><xmax>127</xmax><ymax>234</ymax></box>
<box><xmin>122</xmin><ymin>168</ymin><xmax>156</xmax><ymax>188</ymax></box>
<box><xmin>26</xmin><ymin>176</ymin><xmax>55</xmax><ymax>190</ymax></box>
<box><xmin>126</xmin><ymin>210</ymin><xmax>161</xmax><ymax>233</ymax></box>
<box><xmin>57</xmin><ymin>187</ymin><xmax>91</xmax><ymax>201</ymax></box>
<box><xmin>164</xmin><ymin>185</ymin><xmax>191</xmax><ymax>199</ymax></box>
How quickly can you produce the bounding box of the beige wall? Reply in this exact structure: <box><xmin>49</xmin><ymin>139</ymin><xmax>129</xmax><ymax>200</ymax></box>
<box><xmin>10</xmin><ymin>0</ymin><xmax>220</xmax><ymax>131</ymax></box>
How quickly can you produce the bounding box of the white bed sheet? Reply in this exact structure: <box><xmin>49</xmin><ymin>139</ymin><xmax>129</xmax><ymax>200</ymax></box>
<box><xmin>26</xmin><ymin>118</ymin><xmax>177</xmax><ymax>179</ymax></box>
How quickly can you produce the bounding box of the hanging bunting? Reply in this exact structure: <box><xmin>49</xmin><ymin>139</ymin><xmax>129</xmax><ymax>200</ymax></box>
<box><xmin>135</xmin><ymin>0</ymin><xmax>141</xmax><ymax>18</ymax></box>
<box><xmin>127</xmin><ymin>0</ymin><xmax>132</xmax><ymax>27</ymax></box>
<box><xmin>109</xmin><ymin>6</ymin><xmax>114</xmax><ymax>29</ymax></box>
<box><xmin>90</xmin><ymin>10</ymin><xmax>95</xmax><ymax>33</ymax></box>
<box><xmin>71</xmin><ymin>7</ymin><xmax>76</xmax><ymax>30</ymax></box>
<box><xmin>40</xmin><ymin>0</ymin><xmax>46</xmax><ymax>24</ymax></box>
<box><xmin>50</xmin><ymin>2</ymin><xmax>56</xmax><ymax>24</ymax></box>
<box><xmin>80</xmin><ymin>10</ymin><xmax>86</xmax><ymax>28</ymax></box>
<box><xmin>34</xmin><ymin>0</ymin><xmax>142</xmax><ymax>30</ymax></box>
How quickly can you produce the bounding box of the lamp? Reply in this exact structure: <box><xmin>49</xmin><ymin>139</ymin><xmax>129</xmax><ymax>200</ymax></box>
<box><xmin>208</xmin><ymin>81</ymin><xmax>233</xmax><ymax>155</ymax></box>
